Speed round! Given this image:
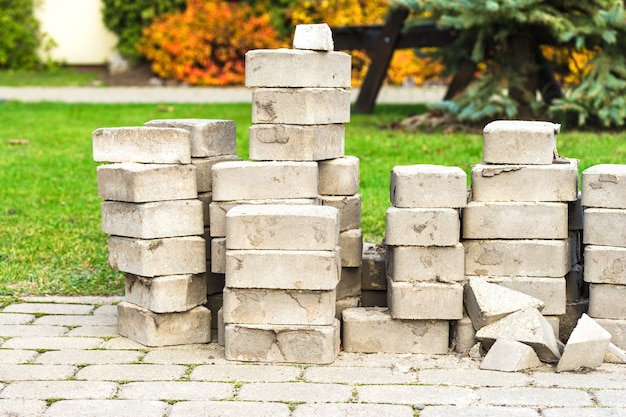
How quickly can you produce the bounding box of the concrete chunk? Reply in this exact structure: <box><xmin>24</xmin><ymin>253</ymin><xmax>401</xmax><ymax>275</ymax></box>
<box><xmin>226</xmin><ymin>204</ymin><xmax>339</xmax><ymax>251</ymax></box>
<box><xmin>581</xmin><ymin>164</ymin><xmax>626</xmax><ymax>209</ymax></box>
<box><xmin>605</xmin><ymin>342</ymin><xmax>626</xmax><ymax>363</ymax></box>
<box><xmin>293</xmin><ymin>23</ymin><xmax>334</xmax><ymax>51</ymax></box>
<box><xmin>342</xmin><ymin>307</ymin><xmax>449</xmax><ymax>354</ymax></box>
<box><xmin>480</xmin><ymin>338</ymin><xmax>542</xmax><ymax>372</ymax></box>
<box><xmin>144</xmin><ymin>119</ymin><xmax>236</xmax><ymax>158</ymax></box>
<box><xmin>92</xmin><ymin>126</ymin><xmax>191</xmax><ymax>164</ymax></box>
<box><xmin>475</xmin><ymin>307</ymin><xmax>561</xmax><ymax>363</ymax></box>
<box><xmin>388</xmin><ymin>281</ymin><xmax>463</xmax><ymax>320</ymax></box>
<box><xmin>336</xmin><ymin>266</ymin><xmax>361</xmax><ymax>299</ymax></box>
<box><xmin>556</xmin><ymin>314</ymin><xmax>611</xmax><ymax>372</ymax></box>
<box><xmin>212</xmin><ymin>161</ymin><xmax>318</xmax><ymax>201</ymax></box>
<box><xmin>246</xmin><ymin>49</ymin><xmax>349</xmax><ymax>87</ymax></box>
<box><xmin>582</xmin><ymin>208</ymin><xmax>626</xmax><ymax>247</ymax></box>
<box><xmin>97</xmin><ymin>163</ymin><xmax>197</xmax><ymax>203</ymax></box>
<box><xmin>339</xmin><ymin>228</ymin><xmax>362</xmax><ymax>267</ymax></box>
<box><xmin>101</xmin><ymin>200</ymin><xmax>203</xmax><ymax>239</ymax></box>
<box><xmin>464</xmin><ymin>276</ymin><xmax>545</xmax><ymax>330</ymax></box>
<box><xmin>319</xmin><ymin>194</ymin><xmax>362</xmax><ymax>231</ymax></box>
<box><xmin>387</xmin><ymin>244</ymin><xmax>464</xmax><ymax>283</ymax></box>
<box><xmin>451</xmin><ymin>315</ymin><xmax>477</xmax><ymax>354</ymax></box>
<box><xmin>386</xmin><ymin>207</ymin><xmax>460</xmax><ymax>246</ymax></box>
<box><xmin>390</xmin><ymin>164</ymin><xmax>467</xmax><ymax>208</ymax></box>
<box><xmin>124</xmin><ymin>273</ymin><xmax>207</xmax><ymax>313</ymax></box>
<box><xmin>224</xmin><ymin>320</ymin><xmax>340</xmax><ymax>364</ymax></box>
<box><xmin>482</xmin><ymin>120</ymin><xmax>559</xmax><ymax>165</ymax></box>
<box><xmin>117</xmin><ymin>301</ymin><xmax>211</xmax><ymax>347</ymax></box>
<box><xmin>491</xmin><ymin>276</ymin><xmax>566</xmax><ymax>316</ymax></box>
<box><xmin>595</xmin><ymin>318</ymin><xmax>626</xmax><ymax>350</ymax></box>
<box><xmin>249</xmin><ymin>124</ymin><xmax>344</xmax><ymax>161</ymax></box>
<box><xmin>584</xmin><ymin>245</ymin><xmax>626</xmax><ymax>285</ymax></box>
<box><xmin>210</xmin><ymin>237</ymin><xmax>226</xmax><ymax>274</ymax></box>
<box><xmin>588</xmin><ymin>283</ymin><xmax>626</xmax><ymax>320</ymax></box>
<box><xmin>318</xmin><ymin>156</ymin><xmax>360</xmax><ymax>196</ymax></box>
<box><xmin>252</xmin><ymin>88</ymin><xmax>350</xmax><ymax>125</ymax></box>
<box><xmin>192</xmin><ymin>155</ymin><xmax>242</xmax><ymax>193</ymax></box>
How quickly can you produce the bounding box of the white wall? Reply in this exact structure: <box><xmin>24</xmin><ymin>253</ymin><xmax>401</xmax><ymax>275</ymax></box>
<box><xmin>35</xmin><ymin>0</ymin><xmax>118</xmax><ymax>65</ymax></box>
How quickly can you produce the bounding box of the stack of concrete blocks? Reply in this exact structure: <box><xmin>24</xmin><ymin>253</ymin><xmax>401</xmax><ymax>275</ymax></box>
<box><xmin>582</xmin><ymin>164</ymin><xmax>626</xmax><ymax>352</ymax></box>
<box><xmin>463</xmin><ymin>120</ymin><xmax>579</xmax><ymax>343</ymax></box>
<box><xmin>343</xmin><ymin>164</ymin><xmax>467</xmax><ymax>354</ymax></box>
<box><xmin>143</xmin><ymin>119</ymin><xmax>240</xmax><ymax>332</ymax></box>
<box><xmin>217</xmin><ymin>23</ymin><xmax>351</xmax><ymax>364</ymax></box>
<box><xmin>93</xmin><ymin>126</ymin><xmax>212</xmax><ymax>346</ymax></box>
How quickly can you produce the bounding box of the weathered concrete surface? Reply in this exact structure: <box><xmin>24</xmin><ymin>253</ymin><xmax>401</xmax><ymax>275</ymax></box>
<box><xmin>482</xmin><ymin>120</ymin><xmax>559</xmax><ymax>165</ymax></box>
<box><xmin>336</xmin><ymin>266</ymin><xmax>362</xmax><ymax>300</ymax></box>
<box><xmin>249</xmin><ymin>124</ymin><xmax>345</xmax><ymax>161</ymax></box>
<box><xmin>556</xmin><ymin>314</ymin><xmax>611</xmax><ymax>372</ymax></box>
<box><xmin>293</xmin><ymin>23</ymin><xmax>334</xmax><ymax>51</ymax></box>
<box><xmin>124</xmin><ymin>273</ymin><xmax>207</xmax><ymax>313</ymax></box>
<box><xmin>318</xmin><ymin>156</ymin><xmax>360</xmax><ymax>196</ymax></box>
<box><xmin>361</xmin><ymin>243</ymin><xmax>387</xmax><ymax>291</ymax></box>
<box><xmin>386</xmin><ymin>207</ymin><xmax>460</xmax><ymax>246</ymax></box>
<box><xmin>144</xmin><ymin>119</ymin><xmax>236</xmax><ymax>158</ymax></box>
<box><xmin>480</xmin><ymin>338</ymin><xmax>542</xmax><ymax>372</ymax></box>
<box><xmin>192</xmin><ymin>155</ymin><xmax>241</xmax><ymax>193</ymax></box>
<box><xmin>210</xmin><ymin>238</ymin><xmax>226</xmax><ymax>274</ymax></box>
<box><xmin>339</xmin><ymin>228</ymin><xmax>362</xmax><ymax>267</ymax></box>
<box><xmin>387</xmin><ymin>244</ymin><xmax>464</xmax><ymax>283</ymax></box>
<box><xmin>488</xmin><ymin>276</ymin><xmax>566</xmax><ymax>316</ymax></box>
<box><xmin>595</xmin><ymin>317</ymin><xmax>626</xmax><ymax>350</ymax></box>
<box><xmin>605</xmin><ymin>342</ymin><xmax>626</xmax><ymax>364</ymax></box>
<box><xmin>582</xmin><ymin>208</ymin><xmax>626</xmax><ymax>247</ymax></box>
<box><xmin>319</xmin><ymin>194</ymin><xmax>362</xmax><ymax>231</ymax></box>
<box><xmin>581</xmin><ymin>164</ymin><xmax>626</xmax><ymax>209</ymax></box>
<box><xmin>588</xmin><ymin>284</ymin><xmax>626</xmax><ymax>320</ymax></box>
<box><xmin>388</xmin><ymin>281</ymin><xmax>463</xmax><ymax>320</ymax></box>
<box><xmin>451</xmin><ymin>315</ymin><xmax>477</xmax><ymax>354</ymax></box>
<box><xmin>584</xmin><ymin>245</ymin><xmax>626</xmax><ymax>285</ymax></box>
<box><xmin>390</xmin><ymin>164</ymin><xmax>467</xmax><ymax>208</ymax></box>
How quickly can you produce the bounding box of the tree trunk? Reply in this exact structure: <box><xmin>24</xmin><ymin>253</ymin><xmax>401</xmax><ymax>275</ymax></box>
<box><xmin>509</xmin><ymin>34</ymin><xmax>538</xmax><ymax>119</ymax></box>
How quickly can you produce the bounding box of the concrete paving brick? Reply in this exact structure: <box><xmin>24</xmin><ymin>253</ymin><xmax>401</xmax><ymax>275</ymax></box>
<box><xmin>246</xmin><ymin>49</ymin><xmax>350</xmax><ymax>87</ymax></box>
<box><xmin>44</xmin><ymin>400</ymin><xmax>168</xmax><ymax>417</ymax></box>
<box><xmin>462</xmin><ymin>201</ymin><xmax>568</xmax><ymax>239</ymax></box>
<box><xmin>0</xmin><ymin>313</ymin><xmax>35</xmax><ymax>325</ymax></box>
<box><xmin>318</xmin><ymin>156</ymin><xmax>360</xmax><ymax>196</ymax></box>
<box><xmin>91</xmin><ymin>305</ymin><xmax>119</xmax><ymax>316</ymax></box>
<box><xmin>169</xmin><ymin>401</ymin><xmax>291</xmax><ymax>417</ymax></box>
<box><xmin>595</xmin><ymin>318</ymin><xmax>626</xmax><ymax>350</ymax></box>
<box><xmin>225</xmin><ymin>249</ymin><xmax>340</xmax><ymax>290</ymax></box>
<box><xmin>0</xmin><ymin>325</ymin><xmax>68</xmax><ymax>337</ymax></box>
<box><xmin>480</xmin><ymin>338</ymin><xmax>542</xmax><ymax>372</ymax></box>
<box><xmin>1</xmin><ymin>336</ymin><xmax>103</xmax><ymax>350</ymax></box>
<box><xmin>117</xmin><ymin>381</ymin><xmax>233</xmax><ymax>400</ymax></box>
<box><xmin>92</xmin><ymin>126</ymin><xmax>191</xmax><ymax>164</ymax></box>
<box><xmin>237</xmin><ymin>381</ymin><xmax>353</xmax><ymax>403</ymax></box>
<box><xmin>361</xmin><ymin>243</ymin><xmax>386</xmax><ymax>290</ymax></box>
<box><xmin>252</xmin><ymin>88</ymin><xmax>351</xmax><ymax>125</ymax></box>
<box><xmin>75</xmin><ymin>364</ymin><xmax>186</xmax><ymax>381</ymax></box>
<box><xmin>303</xmin><ymin>365</ymin><xmax>416</xmax><ymax>384</ymax></box>
<box><xmin>471</xmin><ymin>161</ymin><xmax>578</xmax><ymax>202</ymax></box>
<box><xmin>0</xmin><ymin>350</ymin><xmax>38</xmax><ymax>365</ymax></box>
<box><xmin>319</xmin><ymin>194</ymin><xmax>362</xmax><ymax>232</ymax></box>
<box><xmin>210</xmin><ymin>238</ymin><xmax>226</xmax><ymax>273</ymax></box>
<box><xmin>21</xmin><ymin>296</ymin><xmax>124</xmax><ymax>305</ymax></box>
<box><xmin>226</xmin><ymin>204</ymin><xmax>339</xmax><ymax>251</ymax></box>
<box><xmin>293</xmin><ymin>403</ymin><xmax>415</xmax><ymax>417</ymax></box>
<box><xmin>65</xmin><ymin>325</ymin><xmax>119</xmax><ymax>338</ymax></box>
<box><xmin>585</xmin><ymin>245</ymin><xmax>626</xmax><ymax>284</ymax></box>
<box><xmin>583</xmin><ymin>208</ymin><xmax>626</xmax><ymax>247</ymax></box>
<box><xmin>34</xmin><ymin>314</ymin><xmax>116</xmax><ymax>327</ymax></box>
<box><xmin>596</xmin><ymin>390</ymin><xmax>626</xmax><ymax>407</ymax></box>
<box><xmin>0</xmin><ymin>399</ymin><xmax>47</xmax><ymax>417</ymax></box>
<box><xmin>0</xmin><ymin>365</ymin><xmax>77</xmax><ymax>381</ymax></box>
<box><xmin>589</xmin><ymin>284</ymin><xmax>626</xmax><ymax>319</ymax></box>
<box><xmin>477</xmin><ymin>387</ymin><xmax>592</xmax><ymax>407</ymax></box>
<box><xmin>388</xmin><ymin>281</ymin><xmax>463</xmax><ymax>320</ymax></box>
<box><xmin>144</xmin><ymin>118</ymin><xmax>236</xmax><ymax>158</ymax></box>
<box><xmin>3</xmin><ymin>303</ymin><xmax>94</xmax><ymax>315</ymax></box>
<box><xmin>335</xmin><ymin>296</ymin><xmax>360</xmax><ymax>319</ymax></box>
<box><xmin>249</xmin><ymin>123</ymin><xmax>345</xmax><ymax>161</ymax></box>
<box><xmin>533</xmin><ymin>371</ymin><xmax>626</xmax><ymax>389</ymax></box>
<box><xmin>421</xmin><ymin>406</ymin><xmax>540</xmax><ymax>417</ymax></box>
<box><xmin>451</xmin><ymin>315</ymin><xmax>477</xmax><ymax>354</ymax></box>
<box><xmin>1</xmin><ymin>381</ymin><xmax>118</xmax><ymax>399</ymax></box>
<box><xmin>387</xmin><ymin>244</ymin><xmax>464</xmax><ymax>283</ymax></box>
<box><xmin>192</xmin><ymin>154</ymin><xmax>242</xmax><ymax>192</ymax></box>
<box><xmin>212</xmin><ymin>160</ymin><xmax>319</xmax><ymax>201</ymax></box>
<box><xmin>390</xmin><ymin>164</ymin><xmax>467</xmax><ymax>208</ymax></box>
<box><xmin>419</xmin><ymin>368</ymin><xmax>531</xmax><ymax>387</ymax></box>
<box><xmin>385</xmin><ymin>207</ymin><xmax>460</xmax><ymax>246</ymax></box>
<box><xmin>337</xmin><ymin>266</ymin><xmax>362</xmax><ymax>299</ymax></box>
<box><xmin>293</xmin><ymin>23</ymin><xmax>334</xmax><ymax>50</ymax></box>
<box><xmin>141</xmin><ymin>345</ymin><xmax>229</xmax><ymax>365</ymax></box>
<box><xmin>101</xmin><ymin>199</ymin><xmax>204</xmax><ymax>239</ymax></box>
<box><xmin>543</xmin><ymin>408</ymin><xmax>626</xmax><ymax>417</ymax></box>
<box><xmin>97</xmin><ymin>162</ymin><xmax>197</xmax><ymax>203</ymax></box>
<box><xmin>464</xmin><ymin>239</ymin><xmax>569</xmax><ymax>277</ymax></box>
<box><xmin>482</xmin><ymin>120</ymin><xmax>559</xmax><ymax>165</ymax></box>
<box><xmin>489</xmin><ymin>276</ymin><xmax>566</xmax><ymax>316</ymax></box>
<box><xmin>582</xmin><ymin>164</ymin><xmax>626</xmax><ymax>209</ymax></box>
<box><xmin>357</xmin><ymin>385</ymin><xmax>478</xmax><ymax>406</ymax></box>
<box><xmin>124</xmin><ymin>273</ymin><xmax>207</xmax><ymax>313</ymax></box>
<box><xmin>606</xmin><ymin>342</ymin><xmax>626</xmax><ymax>363</ymax></box>
<box><xmin>100</xmin><ymin>337</ymin><xmax>148</xmax><ymax>351</ymax></box>
<box><xmin>339</xmin><ymin>228</ymin><xmax>363</xmax><ymax>267</ymax></box>
<box><xmin>190</xmin><ymin>364</ymin><xmax>302</xmax><ymax>382</ymax></box>
<box><xmin>35</xmin><ymin>349</ymin><xmax>142</xmax><ymax>365</ymax></box>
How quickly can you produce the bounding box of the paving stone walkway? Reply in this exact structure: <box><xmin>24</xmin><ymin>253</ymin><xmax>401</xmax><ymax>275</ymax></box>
<box><xmin>1</xmin><ymin>296</ymin><xmax>625</xmax><ymax>416</ymax></box>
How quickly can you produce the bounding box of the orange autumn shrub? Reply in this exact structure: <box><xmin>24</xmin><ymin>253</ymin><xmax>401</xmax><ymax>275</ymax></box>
<box><xmin>139</xmin><ymin>0</ymin><xmax>282</xmax><ymax>86</ymax></box>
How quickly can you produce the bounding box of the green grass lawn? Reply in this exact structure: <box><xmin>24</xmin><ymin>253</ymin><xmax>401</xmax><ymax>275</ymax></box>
<box><xmin>0</xmin><ymin>68</ymin><xmax>105</xmax><ymax>87</ymax></box>
<box><xmin>1</xmin><ymin>100</ymin><xmax>625</xmax><ymax>304</ymax></box>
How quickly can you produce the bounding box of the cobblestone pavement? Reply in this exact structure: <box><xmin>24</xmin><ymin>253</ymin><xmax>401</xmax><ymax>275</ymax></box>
<box><xmin>1</xmin><ymin>297</ymin><xmax>625</xmax><ymax>417</ymax></box>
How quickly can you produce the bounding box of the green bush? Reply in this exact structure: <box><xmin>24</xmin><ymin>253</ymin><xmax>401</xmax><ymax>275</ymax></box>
<box><xmin>102</xmin><ymin>0</ymin><xmax>187</xmax><ymax>61</ymax></box>
<box><xmin>0</xmin><ymin>0</ymin><xmax>52</xmax><ymax>69</ymax></box>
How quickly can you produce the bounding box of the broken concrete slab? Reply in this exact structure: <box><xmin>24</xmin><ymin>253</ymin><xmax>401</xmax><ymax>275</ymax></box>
<box><xmin>556</xmin><ymin>313</ymin><xmax>611</xmax><ymax>372</ymax></box>
<box><xmin>293</xmin><ymin>23</ymin><xmax>334</xmax><ymax>51</ymax></box>
<box><xmin>464</xmin><ymin>276</ymin><xmax>545</xmax><ymax>330</ymax></box>
<box><xmin>480</xmin><ymin>338</ymin><xmax>542</xmax><ymax>372</ymax></box>
<box><xmin>605</xmin><ymin>342</ymin><xmax>626</xmax><ymax>364</ymax></box>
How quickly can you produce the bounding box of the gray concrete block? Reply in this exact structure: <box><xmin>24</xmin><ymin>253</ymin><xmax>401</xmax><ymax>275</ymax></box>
<box><xmin>451</xmin><ymin>315</ymin><xmax>477</xmax><ymax>355</ymax></box>
<box><xmin>556</xmin><ymin>314</ymin><xmax>611</xmax><ymax>372</ymax></box>
<box><xmin>92</xmin><ymin>126</ymin><xmax>191</xmax><ymax>164</ymax></box>
<box><xmin>361</xmin><ymin>243</ymin><xmax>386</xmax><ymax>290</ymax></box>
<box><xmin>387</xmin><ymin>244</ymin><xmax>464</xmax><ymax>283</ymax></box>
<box><xmin>480</xmin><ymin>338</ymin><xmax>542</xmax><ymax>372</ymax></box>
<box><xmin>341</xmin><ymin>307</ymin><xmax>449</xmax><ymax>354</ymax></box>
<box><xmin>225</xmin><ymin>249</ymin><xmax>340</xmax><ymax>290</ymax></box>
<box><xmin>97</xmin><ymin>163</ymin><xmax>197</xmax><ymax>203</ymax></box>
<box><xmin>293</xmin><ymin>23</ymin><xmax>334</xmax><ymax>51</ymax></box>
<box><xmin>319</xmin><ymin>194</ymin><xmax>362</xmax><ymax>231</ymax></box>
<box><xmin>335</xmin><ymin>296</ymin><xmax>360</xmax><ymax>320</ymax></box>
<box><xmin>388</xmin><ymin>281</ymin><xmax>463</xmax><ymax>320</ymax></box>
<box><xmin>222</xmin><ymin>287</ymin><xmax>336</xmax><ymax>325</ymax></box>
<box><xmin>318</xmin><ymin>156</ymin><xmax>360</xmax><ymax>196</ymax></box>
<box><xmin>360</xmin><ymin>290</ymin><xmax>388</xmax><ymax>307</ymax></box>
<box><xmin>192</xmin><ymin>155</ymin><xmax>241</xmax><ymax>193</ymax></box>
<box><xmin>226</xmin><ymin>204</ymin><xmax>339</xmax><ymax>251</ymax></box>
<box><xmin>471</xmin><ymin>162</ymin><xmax>579</xmax><ymax>202</ymax></box>
<box><xmin>217</xmin><ymin>307</ymin><xmax>225</xmax><ymax>346</ymax></box>
<box><xmin>482</xmin><ymin>120</ymin><xmax>559</xmax><ymax>165</ymax></box>
<box><xmin>464</xmin><ymin>239</ymin><xmax>569</xmax><ymax>278</ymax></box>
<box><xmin>252</xmin><ymin>88</ymin><xmax>350</xmax><ymax>125</ymax></box>
<box><xmin>462</xmin><ymin>202</ymin><xmax>568</xmax><ymax>239</ymax></box>
<box><xmin>589</xmin><ymin>283</ymin><xmax>626</xmax><ymax>319</ymax></box>
<box><xmin>224</xmin><ymin>320</ymin><xmax>340</xmax><ymax>364</ymax></box>
<box><xmin>336</xmin><ymin>266</ymin><xmax>361</xmax><ymax>299</ymax></box>
<box><xmin>249</xmin><ymin>124</ymin><xmax>344</xmax><ymax>161</ymax></box>
<box><xmin>210</xmin><ymin>238</ymin><xmax>226</xmax><ymax>274</ymax></box>
<box><xmin>595</xmin><ymin>317</ymin><xmax>626</xmax><ymax>350</ymax></box>
<box><xmin>464</xmin><ymin>276</ymin><xmax>545</xmax><ymax>330</ymax></box>
<box><xmin>124</xmin><ymin>273</ymin><xmax>207</xmax><ymax>313</ymax></box>
<box><xmin>246</xmin><ymin>49</ymin><xmax>349</xmax><ymax>87</ymax></box>
<box><xmin>144</xmin><ymin>119</ymin><xmax>236</xmax><ymax>158</ymax></box>
<box><xmin>584</xmin><ymin>245</ymin><xmax>626</xmax><ymax>285</ymax></box>
<box><xmin>339</xmin><ymin>228</ymin><xmax>362</xmax><ymax>267</ymax></box>
<box><xmin>385</xmin><ymin>207</ymin><xmax>460</xmax><ymax>246</ymax></box>
<box><xmin>117</xmin><ymin>301</ymin><xmax>211</xmax><ymax>347</ymax></box>
<box><xmin>390</xmin><ymin>164</ymin><xmax>467</xmax><ymax>208</ymax></box>
<box><xmin>101</xmin><ymin>200</ymin><xmax>203</xmax><ymax>239</ymax></box>
<box><xmin>488</xmin><ymin>276</ymin><xmax>566</xmax><ymax>316</ymax></box>
<box><xmin>198</xmin><ymin>192</ymin><xmax>211</xmax><ymax>227</ymax></box>
<box><xmin>583</xmin><ymin>208</ymin><xmax>626</xmax><ymax>247</ymax></box>
<box><xmin>212</xmin><ymin>161</ymin><xmax>318</xmax><ymax>201</ymax></box>
<box><xmin>581</xmin><ymin>164</ymin><xmax>626</xmax><ymax>209</ymax></box>
<box><xmin>108</xmin><ymin>236</ymin><xmax>206</xmax><ymax>277</ymax></box>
